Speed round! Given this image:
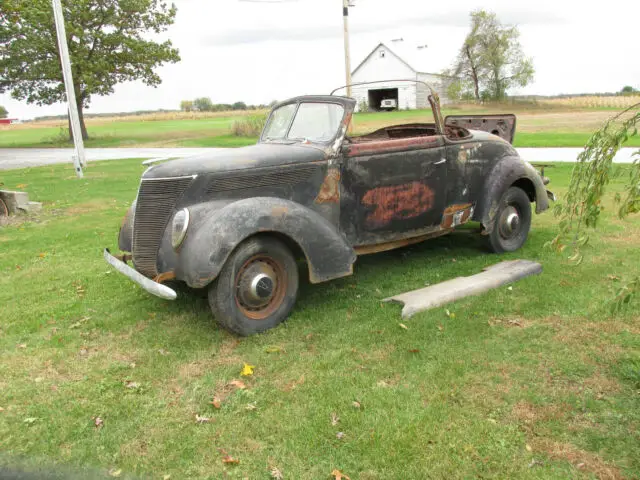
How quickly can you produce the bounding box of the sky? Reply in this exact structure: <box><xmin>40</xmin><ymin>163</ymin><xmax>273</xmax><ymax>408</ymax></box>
<box><xmin>1</xmin><ymin>0</ymin><xmax>639</xmax><ymax>119</ymax></box>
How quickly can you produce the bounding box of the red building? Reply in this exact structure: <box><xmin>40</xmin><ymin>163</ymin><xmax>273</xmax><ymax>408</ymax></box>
<box><xmin>0</xmin><ymin>118</ymin><xmax>19</xmax><ymax>125</ymax></box>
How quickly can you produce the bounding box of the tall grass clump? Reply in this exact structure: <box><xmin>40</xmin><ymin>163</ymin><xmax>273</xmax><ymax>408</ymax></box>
<box><xmin>230</xmin><ymin>113</ymin><xmax>267</xmax><ymax>137</ymax></box>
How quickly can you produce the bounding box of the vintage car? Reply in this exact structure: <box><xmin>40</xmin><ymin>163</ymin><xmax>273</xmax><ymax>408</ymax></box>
<box><xmin>105</xmin><ymin>85</ymin><xmax>553</xmax><ymax>335</ymax></box>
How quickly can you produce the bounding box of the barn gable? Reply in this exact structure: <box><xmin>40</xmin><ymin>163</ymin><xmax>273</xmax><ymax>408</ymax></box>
<box><xmin>350</xmin><ymin>42</ymin><xmax>453</xmax><ymax>111</ymax></box>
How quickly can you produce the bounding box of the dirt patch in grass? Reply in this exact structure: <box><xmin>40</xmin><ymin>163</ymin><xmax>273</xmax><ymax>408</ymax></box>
<box><xmin>64</xmin><ymin>201</ymin><xmax>112</xmax><ymax>216</ymax></box>
<box><xmin>511</xmin><ymin>400</ymin><xmax>572</xmax><ymax>426</ymax></box>
<box><xmin>529</xmin><ymin>437</ymin><xmax>623</xmax><ymax>479</ymax></box>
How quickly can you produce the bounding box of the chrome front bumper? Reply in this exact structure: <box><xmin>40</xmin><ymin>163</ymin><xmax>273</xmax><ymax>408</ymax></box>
<box><xmin>103</xmin><ymin>248</ymin><xmax>177</xmax><ymax>300</ymax></box>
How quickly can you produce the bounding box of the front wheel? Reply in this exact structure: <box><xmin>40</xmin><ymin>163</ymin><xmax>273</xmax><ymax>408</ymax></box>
<box><xmin>486</xmin><ymin>186</ymin><xmax>532</xmax><ymax>253</ymax></box>
<box><xmin>208</xmin><ymin>236</ymin><xmax>299</xmax><ymax>336</ymax></box>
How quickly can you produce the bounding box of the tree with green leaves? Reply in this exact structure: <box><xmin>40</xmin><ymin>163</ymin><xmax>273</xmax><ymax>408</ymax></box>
<box><xmin>0</xmin><ymin>106</ymin><xmax>7</xmax><ymax>119</ymax></box>
<box><xmin>180</xmin><ymin>100</ymin><xmax>194</xmax><ymax>112</ymax></box>
<box><xmin>193</xmin><ymin>97</ymin><xmax>213</xmax><ymax>112</ymax></box>
<box><xmin>550</xmin><ymin>103</ymin><xmax>640</xmax><ymax>310</ymax></box>
<box><xmin>0</xmin><ymin>0</ymin><xmax>180</xmax><ymax>140</ymax></box>
<box><xmin>446</xmin><ymin>10</ymin><xmax>534</xmax><ymax>102</ymax></box>
<box><xmin>621</xmin><ymin>86</ymin><xmax>637</xmax><ymax>94</ymax></box>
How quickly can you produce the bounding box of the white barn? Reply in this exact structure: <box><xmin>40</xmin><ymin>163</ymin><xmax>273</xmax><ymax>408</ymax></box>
<box><xmin>350</xmin><ymin>42</ymin><xmax>453</xmax><ymax>112</ymax></box>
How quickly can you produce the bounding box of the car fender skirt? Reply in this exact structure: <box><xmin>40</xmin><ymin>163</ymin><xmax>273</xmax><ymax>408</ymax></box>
<box><xmin>180</xmin><ymin>197</ymin><xmax>356</xmax><ymax>288</ymax></box>
<box><xmin>474</xmin><ymin>157</ymin><xmax>550</xmax><ymax>233</ymax></box>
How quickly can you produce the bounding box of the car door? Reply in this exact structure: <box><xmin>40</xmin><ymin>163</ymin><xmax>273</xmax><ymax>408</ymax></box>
<box><xmin>341</xmin><ymin>135</ymin><xmax>448</xmax><ymax>245</ymax></box>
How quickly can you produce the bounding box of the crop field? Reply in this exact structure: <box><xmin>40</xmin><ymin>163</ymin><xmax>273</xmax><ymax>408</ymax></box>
<box><xmin>2</xmin><ymin>100</ymin><xmax>640</xmax><ymax>149</ymax></box>
<box><xmin>0</xmin><ymin>160</ymin><xmax>639</xmax><ymax>479</ymax></box>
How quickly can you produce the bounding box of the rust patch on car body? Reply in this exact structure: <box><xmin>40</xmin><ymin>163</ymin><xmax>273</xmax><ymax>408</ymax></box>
<box><xmin>441</xmin><ymin>203</ymin><xmax>474</xmax><ymax>229</ymax></box>
<box><xmin>315</xmin><ymin>170</ymin><xmax>341</xmax><ymax>204</ymax></box>
<box><xmin>354</xmin><ymin>228</ymin><xmax>450</xmax><ymax>255</ymax></box>
<box><xmin>153</xmin><ymin>271</ymin><xmax>176</xmax><ymax>284</ymax></box>
<box><xmin>362</xmin><ymin>182</ymin><xmax>434</xmax><ymax>228</ymax></box>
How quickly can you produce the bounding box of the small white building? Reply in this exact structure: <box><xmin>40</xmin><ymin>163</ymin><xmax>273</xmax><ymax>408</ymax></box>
<box><xmin>351</xmin><ymin>42</ymin><xmax>453</xmax><ymax>112</ymax></box>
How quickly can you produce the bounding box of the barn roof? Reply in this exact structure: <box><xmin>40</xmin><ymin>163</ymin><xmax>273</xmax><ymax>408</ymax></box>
<box><xmin>352</xmin><ymin>42</ymin><xmax>449</xmax><ymax>78</ymax></box>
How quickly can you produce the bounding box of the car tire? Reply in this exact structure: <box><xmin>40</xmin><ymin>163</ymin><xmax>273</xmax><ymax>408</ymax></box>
<box><xmin>208</xmin><ymin>236</ymin><xmax>299</xmax><ymax>336</ymax></box>
<box><xmin>486</xmin><ymin>186</ymin><xmax>532</xmax><ymax>253</ymax></box>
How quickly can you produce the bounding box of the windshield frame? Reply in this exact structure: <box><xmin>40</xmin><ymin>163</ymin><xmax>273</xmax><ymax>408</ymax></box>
<box><xmin>260</xmin><ymin>100</ymin><xmax>348</xmax><ymax>145</ymax></box>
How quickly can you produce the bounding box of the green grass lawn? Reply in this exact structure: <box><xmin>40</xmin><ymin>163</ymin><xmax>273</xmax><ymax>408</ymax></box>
<box><xmin>1</xmin><ymin>161</ymin><xmax>639</xmax><ymax>479</ymax></box>
<box><xmin>3</xmin><ymin>107</ymin><xmax>640</xmax><ymax>149</ymax></box>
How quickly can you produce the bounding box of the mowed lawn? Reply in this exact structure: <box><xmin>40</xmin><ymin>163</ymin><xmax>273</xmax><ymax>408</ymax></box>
<box><xmin>2</xmin><ymin>105</ymin><xmax>640</xmax><ymax>149</ymax></box>
<box><xmin>0</xmin><ymin>160</ymin><xmax>639</xmax><ymax>479</ymax></box>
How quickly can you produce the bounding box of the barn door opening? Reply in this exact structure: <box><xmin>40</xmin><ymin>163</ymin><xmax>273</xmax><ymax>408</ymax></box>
<box><xmin>368</xmin><ymin>88</ymin><xmax>399</xmax><ymax>111</ymax></box>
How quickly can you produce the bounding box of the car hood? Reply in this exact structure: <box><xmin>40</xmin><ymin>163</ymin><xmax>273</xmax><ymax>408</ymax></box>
<box><xmin>143</xmin><ymin>143</ymin><xmax>327</xmax><ymax>179</ymax></box>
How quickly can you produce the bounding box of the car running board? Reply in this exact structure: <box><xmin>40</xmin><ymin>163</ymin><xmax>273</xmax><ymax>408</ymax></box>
<box><xmin>383</xmin><ymin>260</ymin><xmax>542</xmax><ymax>318</ymax></box>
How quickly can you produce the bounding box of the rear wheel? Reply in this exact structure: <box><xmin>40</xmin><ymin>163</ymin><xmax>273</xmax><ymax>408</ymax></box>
<box><xmin>208</xmin><ymin>236</ymin><xmax>299</xmax><ymax>336</ymax></box>
<box><xmin>486</xmin><ymin>187</ymin><xmax>532</xmax><ymax>253</ymax></box>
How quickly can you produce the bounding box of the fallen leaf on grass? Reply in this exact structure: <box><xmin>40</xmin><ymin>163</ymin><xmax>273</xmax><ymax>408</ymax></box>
<box><xmin>352</xmin><ymin>401</ymin><xmax>361</xmax><ymax>409</ymax></box>
<box><xmin>331</xmin><ymin>469</ymin><xmax>351</xmax><ymax>480</ymax></box>
<box><xmin>445</xmin><ymin>309</ymin><xmax>456</xmax><ymax>319</ymax></box>
<box><xmin>38</xmin><ymin>252</ymin><xmax>47</xmax><ymax>258</ymax></box>
<box><xmin>219</xmin><ymin>449</ymin><xmax>239</xmax><ymax>465</ymax></box>
<box><xmin>17</xmin><ymin>343</ymin><xmax>26</xmax><ymax>349</ymax></box>
<box><xmin>195</xmin><ymin>414</ymin><xmax>212</xmax><ymax>424</ymax></box>
<box><xmin>408</xmin><ymin>349</ymin><xmax>420</xmax><ymax>353</ymax></box>
<box><xmin>336</xmin><ymin>432</ymin><xmax>345</xmax><ymax>439</ymax></box>
<box><xmin>437</xmin><ymin>325</ymin><xmax>444</xmax><ymax>331</ymax></box>
<box><xmin>16</xmin><ymin>183</ymin><xmax>28</xmax><ymax>189</ymax></box>
<box><xmin>93</xmin><ymin>416</ymin><xmax>104</xmax><ymax>428</ymax></box>
<box><xmin>210</xmin><ymin>397</ymin><xmax>222</xmax><ymax>409</ymax></box>
<box><xmin>265</xmin><ymin>346</ymin><xmax>282</xmax><ymax>353</ymax></box>
<box><xmin>158</xmin><ymin>348</ymin><xmax>170</xmax><ymax>356</ymax></box>
<box><xmin>0</xmin><ymin>407</ymin><xmax>4</xmax><ymax>412</ymax></box>
<box><xmin>108</xmin><ymin>468</ymin><xmax>122</xmax><ymax>477</ymax></box>
<box><xmin>240</xmin><ymin>363</ymin><xmax>255</xmax><ymax>376</ymax></box>
<box><xmin>525</xmin><ymin>444</ymin><xmax>532</xmax><ymax>452</ymax></box>
<box><xmin>330</xmin><ymin>412</ymin><xmax>339</xmax><ymax>426</ymax></box>
<box><xmin>269</xmin><ymin>466</ymin><xmax>283</xmax><ymax>479</ymax></box>
<box><xmin>228</xmin><ymin>380</ymin><xmax>246</xmax><ymax>390</ymax></box>
<box><xmin>124</xmin><ymin>381</ymin><xmax>139</xmax><ymax>389</ymax></box>
<box><xmin>398</xmin><ymin>323</ymin><xmax>408</xmax><ymax>330</ymax></box>
<box><xmin>245</xmin><ymin>402</ymin><xmax>257</xmax><ymax>411</ymax></box>
<box><xmin>23</xmin><ymin>417</ymin><xmax>38</xmax><ymax>425</ymax></box>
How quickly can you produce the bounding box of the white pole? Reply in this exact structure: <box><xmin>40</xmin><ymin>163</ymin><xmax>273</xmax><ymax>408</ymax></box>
<box><xmin>342</xmin><ymin>0</ymin><xmax>352</xmax><ymax>98</ymax></box>
<box><xmin>51</xmin><ymin>0</ymin><xmax>85</xmax><ymax>178</ymax></box>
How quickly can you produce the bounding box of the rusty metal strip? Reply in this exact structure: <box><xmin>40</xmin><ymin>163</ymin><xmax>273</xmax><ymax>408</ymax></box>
<box><xmin>346</xmin><ymin>135</ymin><xmax>441</xmax><ymax>157</ymax></box>
<box><xmin>354</xmin><ymin>229</ymin><xmax>450</xmax><ymax>255</ymax></box>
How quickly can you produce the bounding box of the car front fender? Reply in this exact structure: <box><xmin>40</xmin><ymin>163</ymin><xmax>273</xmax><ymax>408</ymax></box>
<box><xmin>474</xmin><ymin>156</ymin><xmax>549</xmax><ymax>234</ymax></box>
<box><xmin>179</xmin><ymin>197</ymin><xmax>356</xmax><ymax>288</ymax></box>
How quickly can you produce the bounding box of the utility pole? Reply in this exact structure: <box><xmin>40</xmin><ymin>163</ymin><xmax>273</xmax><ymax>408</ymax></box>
<box><xmin>342</xmin><ymin>0</ymin><xmax>352</xmax><ymax>98</ymax></box>
<box><xmin>51</xmin><ymin>0</ymin><xmax>85</xmax><ymax>178</ymax></box>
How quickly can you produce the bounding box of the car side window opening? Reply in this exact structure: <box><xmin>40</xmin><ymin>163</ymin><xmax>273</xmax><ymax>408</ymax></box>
<box><xmin>262</xmin><ymin>103</ymin><xmax>296</xmax><ymax>140</ymax></box>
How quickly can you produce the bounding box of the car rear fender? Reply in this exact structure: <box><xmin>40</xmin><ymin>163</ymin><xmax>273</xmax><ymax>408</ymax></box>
<box><xmin>474</xmin><ymin>156</ymin><xmax>549</xmax><ymax>234</ymax></box>
<box><xmin>180</xmin><ymin>197</ymin><xmax>356</xmax><ymax>288</ymax></box>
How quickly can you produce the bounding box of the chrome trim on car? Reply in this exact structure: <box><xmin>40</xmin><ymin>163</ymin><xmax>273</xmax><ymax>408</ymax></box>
<box><xmin>103</xmin><ymin>249</ymin><xmax>177</xmax><ymax>300</ymax></box>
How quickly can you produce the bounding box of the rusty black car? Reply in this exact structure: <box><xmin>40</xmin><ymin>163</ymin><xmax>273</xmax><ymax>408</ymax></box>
<box><xmin>105</xmin><ymin>85</ymin><xmax>553</xmax><ymax>335</ymax></box>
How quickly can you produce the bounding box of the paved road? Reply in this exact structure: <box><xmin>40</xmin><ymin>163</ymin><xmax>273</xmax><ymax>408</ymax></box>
<box><xmin>0</xmin><ymin>148</ymin><xmax>215</xmax><ymax>170</ymax></box>
<box><xmin>0</xmin><ymin>147</ymin><xmax>637</xmax><ymax>171</ymax></box>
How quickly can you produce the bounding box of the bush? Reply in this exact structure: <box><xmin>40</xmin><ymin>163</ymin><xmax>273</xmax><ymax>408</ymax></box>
<box><xmin>230</xmin><ymin>113</ymin><xmax>267</xmax><ymax>137</ymax></box>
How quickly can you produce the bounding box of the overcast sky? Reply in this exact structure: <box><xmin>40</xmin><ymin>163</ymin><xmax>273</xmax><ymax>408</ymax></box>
<box><xmin>2</xmin><ymin>0</ymin><xmax>639</xmax><ymax>119</ymax></box>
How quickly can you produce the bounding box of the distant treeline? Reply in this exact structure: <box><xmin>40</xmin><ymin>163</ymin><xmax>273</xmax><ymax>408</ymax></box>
<box><xmin>179</xmin><ymin>98</ymin><xmax>276</xmax><ymax>112</ymax></box>
<box><xmin>32</xmin><ymin>109</ymin><xmax>180</xmax><ymax>122</ymax></box>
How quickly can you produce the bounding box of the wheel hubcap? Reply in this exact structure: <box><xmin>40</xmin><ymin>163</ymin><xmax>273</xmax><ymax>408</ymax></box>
<box><xmin>235</xmin><ymin>255</ymin><xmax>286</xmax><ymax>320</ymax></box>
<box><xmin>499</xmin><ymin>206</ymin><xmax>520</xmax><ymax>239</ymax></box>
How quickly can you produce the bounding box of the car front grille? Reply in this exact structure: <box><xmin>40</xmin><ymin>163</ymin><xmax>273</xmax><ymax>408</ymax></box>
<box><xmin>132</xmin><ymin>176</ymin><xmax>194</xmax><ymax>278</ymax></box>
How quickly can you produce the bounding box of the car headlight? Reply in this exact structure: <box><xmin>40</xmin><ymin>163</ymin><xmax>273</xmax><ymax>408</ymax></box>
<box><xmin>171</xmin><ymin>208</ymin><xmax>190</xmax><ymax>250</ymax></box>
